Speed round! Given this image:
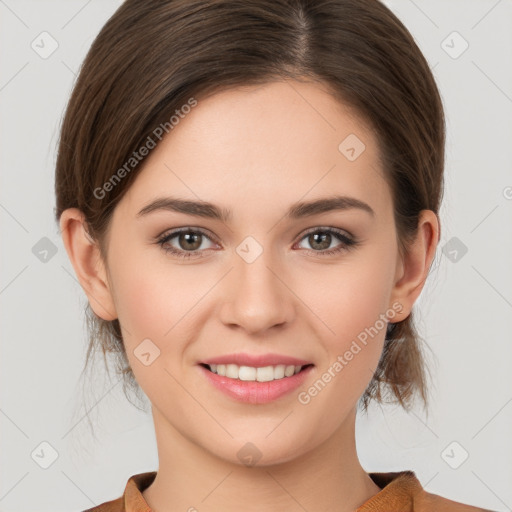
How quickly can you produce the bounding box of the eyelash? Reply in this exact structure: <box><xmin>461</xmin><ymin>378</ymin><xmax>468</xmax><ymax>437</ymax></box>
<box><xmin>155</xmin><ymin>227</ymin><xmax>359</xmax><ymax>260</ymax></box>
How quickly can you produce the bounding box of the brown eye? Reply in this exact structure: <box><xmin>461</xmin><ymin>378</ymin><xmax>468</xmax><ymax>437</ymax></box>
<box><xmin>307</xmin><ymin>231</ymin><xmax>333</xmax><ymax>250</ymax></box>
<box><xmin>177</xmin><ymin>231</ymin><xmax>203</xmax><ymax>251</ymax></box>
<box><xmin>156</xmin><ymin>228</ymin><xmax>218</xmax><ymax>259</ymax></box>
<box><xmin>296</xmin><ymin>227</ymin><xmax>358</xmax><ymax>256</ymax></box>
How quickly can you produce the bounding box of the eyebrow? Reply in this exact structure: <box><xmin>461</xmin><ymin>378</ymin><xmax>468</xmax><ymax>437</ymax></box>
<box><xmin>136</xmin><ymin>195</ymin><xmax>375</xmax><ymax>222</ymax></box>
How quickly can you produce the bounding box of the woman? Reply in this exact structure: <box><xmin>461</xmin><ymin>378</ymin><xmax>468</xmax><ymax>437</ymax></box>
<box><xmin>55</xmin><ymin>0</ymin><xmax>493</xmax><ymax>510</ymax></box>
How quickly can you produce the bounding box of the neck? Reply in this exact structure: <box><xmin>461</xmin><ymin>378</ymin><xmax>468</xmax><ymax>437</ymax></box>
<box><xmin>142</xmin><ymin>406</ymin><xmax>382</xmax><ymax>512</ymax></box>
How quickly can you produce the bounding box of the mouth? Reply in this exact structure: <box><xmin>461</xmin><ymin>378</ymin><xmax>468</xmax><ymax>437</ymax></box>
<box><xmin>199</xmin><ymin>362</ymin><xmax>314</xmax><ymax>382</ymax></box>
<box><xmin>198</xmin><ymin>362</ymin><xmax>314</xmax><ymax>404</ymax></box>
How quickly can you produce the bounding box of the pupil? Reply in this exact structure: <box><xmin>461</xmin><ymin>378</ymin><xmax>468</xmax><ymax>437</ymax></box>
<box><xmin>180</xmin><ymin>232</ymin><xmax>201</xmax><ymax>250</ymax></box>
<box><xmin>310</xmin><ymin>232</ymin><xmax>330</xmax><ymax>250</ymax></box>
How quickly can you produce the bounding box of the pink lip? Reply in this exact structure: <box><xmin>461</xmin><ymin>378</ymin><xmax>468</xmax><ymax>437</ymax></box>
<box><xmin>198</xmin><ymin>364</ymin><xmax>314</xmax><ymax>404</ymax></box>
<box><xmin>200</xmin><ymin>352</ymin><xmax>312</xmax><ymax>367</ymax></box>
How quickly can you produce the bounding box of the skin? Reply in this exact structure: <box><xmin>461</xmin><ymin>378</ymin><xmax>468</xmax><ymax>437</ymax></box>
<box><xmin>60</xmin><ymin>79</ymin><xmax>439</xmax><ymax>512</ymax></box>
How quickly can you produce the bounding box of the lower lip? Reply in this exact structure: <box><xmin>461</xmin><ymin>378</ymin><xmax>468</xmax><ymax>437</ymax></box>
<box><xmin>198</xmin><ymin>365</ymin><xmax>314</xmax><ymax>404</ymax></box>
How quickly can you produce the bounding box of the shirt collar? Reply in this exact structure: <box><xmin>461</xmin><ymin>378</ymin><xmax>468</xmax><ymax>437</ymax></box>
<box><xmin>356</xmin><ymin>470</ymin><xmax>422</xmax><ymax>511</ymax></box>
<box><xmin>123</xmin><ymin>470</ymin><xmax>422</xmax><ymax>512</ymax></box>
<box><xmin>125</xmin><ymin>471</ymin><xmax>156</xmax><ymax>512</ymax></box>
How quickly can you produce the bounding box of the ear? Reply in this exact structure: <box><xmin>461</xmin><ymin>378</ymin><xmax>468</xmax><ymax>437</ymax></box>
<box><xmin>59</xmin><ymin>208</ymin><xmax>117</xmax><ymax>321</ymax></box>
<box><xmin>388</xmin><ymin>209</ymin><xmax>440</xmax><ymax>321</ymax></box>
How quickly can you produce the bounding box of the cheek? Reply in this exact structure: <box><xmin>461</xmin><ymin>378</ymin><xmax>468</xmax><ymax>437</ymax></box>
<box><xmin>294</xmin><ymin>263</ymin><xmax>391</xmax><ymax>428</ymax></box>
<box><xmin>109</xmin><ymin>239</ymin><xmax>184</xmax><ymax>334</ymax></box>
<box><xmin>299</xmin><ymin>244</ymin><xmax>397</xmax><ymax>408</ymax></box>
<box><xmin>110</xmin><ymin>272</ymin><xmax>186</xmax><ymax>400</ymax></box>
<box><xmin>108</xmin><ymin>250</ymin><xmax>210</xmax><ymax>375</ymax></box>
<box><xmin>309</xmin><ymin>251</ymin><xmax>395</xmax><ymax>345</ymax></box>
<box><xmin>105</xmin><ymin>242</ymin><xmax>171</xmax><ymax>353</ymax></box>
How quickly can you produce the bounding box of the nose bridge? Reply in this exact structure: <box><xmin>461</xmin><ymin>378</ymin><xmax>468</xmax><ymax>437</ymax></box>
<box><xmin>219</xmin><ymin>237</ymin><xmax>294</xmax><ymax>333</ymax></box>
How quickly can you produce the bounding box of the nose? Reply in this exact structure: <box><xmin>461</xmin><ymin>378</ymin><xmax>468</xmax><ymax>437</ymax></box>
<box><xmin>218</xmin><ymin>248</ymin><xmax>295</xmax><ymax>335</ymax></box>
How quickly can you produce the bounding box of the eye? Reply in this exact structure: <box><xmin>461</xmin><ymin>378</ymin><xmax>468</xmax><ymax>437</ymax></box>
<box><xmin>156</xmin><ymin>228</ymin><xmax>218</xmax><ymax>259</ymax></box>
<box><xmin>156</xmin><ymin>226</ymin><xmax>359</xmax><ymax>260</ymax></box>
<box><xmin>294</xmin><ymin>227</ymin><xmax>359</xmax><ymax>256</ymax></box>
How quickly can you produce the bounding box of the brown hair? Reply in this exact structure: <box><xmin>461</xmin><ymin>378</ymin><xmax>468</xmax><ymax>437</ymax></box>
<box><xmin>55</xmin><ymin>0</ymin><xmax>444</xmax><ymax>419</ymax></box>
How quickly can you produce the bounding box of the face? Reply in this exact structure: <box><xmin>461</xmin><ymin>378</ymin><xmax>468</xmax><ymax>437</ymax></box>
<box><xmin>94</xmin><ymin>79</ymin><xmax>408</xmax><ymax>465</ymax></box>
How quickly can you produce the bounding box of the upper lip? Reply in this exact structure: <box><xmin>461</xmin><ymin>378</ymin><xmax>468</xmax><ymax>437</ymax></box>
<box><xmin>200</xmin><ymin>353</ymin><xmax>313</xmax><ymax>368</ymax></box>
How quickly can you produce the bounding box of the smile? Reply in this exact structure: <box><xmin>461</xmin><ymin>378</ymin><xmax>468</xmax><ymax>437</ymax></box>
<box><xmin>198</xmin><ymin>363</ymin><xmax>314</xmax><ymax>404</ymax></box>
<box><xmin>203</xmin><ymin>363</ymin><xmax>311</xmax><ymax>382</ymax></box>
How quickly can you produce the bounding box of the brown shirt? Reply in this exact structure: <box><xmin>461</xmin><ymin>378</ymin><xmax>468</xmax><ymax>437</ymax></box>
<box><xmin>82</xmin><ymin>470</ymin><xmax>494</xmax><ymax>512</ymax></box>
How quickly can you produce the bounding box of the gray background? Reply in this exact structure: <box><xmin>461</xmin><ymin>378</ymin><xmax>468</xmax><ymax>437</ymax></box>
<box><xmin>1</xmin><ymin>0</ymin><xmax>511</xmax><ymax>511</ymax></box>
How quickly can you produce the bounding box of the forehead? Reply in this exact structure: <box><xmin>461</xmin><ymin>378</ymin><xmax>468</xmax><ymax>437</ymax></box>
<box><xmin>115</xmin><ymin>79</ymin><xmax>392</xmax><ymax>224</ymax></box>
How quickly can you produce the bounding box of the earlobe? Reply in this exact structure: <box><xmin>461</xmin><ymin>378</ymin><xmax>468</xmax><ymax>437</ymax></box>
<box><xmin>388</xmin><ymin>210</ymin><xmax>440</xmax><ymax>321</ymax></box>
<box><xmin>59</xmin><ymin>208</ymin><xmax>118</xmax><ymax>321</ymax></box>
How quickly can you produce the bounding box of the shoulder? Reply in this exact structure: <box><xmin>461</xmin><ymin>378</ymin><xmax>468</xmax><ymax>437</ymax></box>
<box><xmin>362</xmin><ymin>470</ymin><xmax>495</xmax><ymax>512</ymax></box>
<box><xmin>80</xmin><ymin>471</ymin><xmax>157</xmax><ymax>512</ymax></box>
<box><xmin>81</xmin><ymin>495</ymin><xmax>124</xmax><ymax>512</ymax></box>
<box><xmin>417</xmin><ymin>487</ymin><xmax>495</xmax><ymax>512</ymax></box>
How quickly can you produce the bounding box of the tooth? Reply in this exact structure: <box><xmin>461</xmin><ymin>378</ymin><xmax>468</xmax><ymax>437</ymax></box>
<box><xmin>284</xmin><ymin>365</ymin><xmax>295</xmax><ymax>377</ymax></box>
<box><xmin>239</xmin><ymin>366</ymin><xmax>257</xmax><ymax>381</ymax></box>
<box><xmin>274</xmin><ymin>365</ymin><xmax>285</xmax><ymax>379</ymax></box>
<box><xmin>256</xmin><ymin>366</ymin><xmax>275</xmax><ymax>382</ymax></box>
<box><xmin>226</xmin><ymin>364</ymin><xmax>239</xmax><ymax>379</ymax></box>
<box><xmin>207</xmin><ymin>362</ymin><xmax>309</xmax><ymax>381</ymax></box>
